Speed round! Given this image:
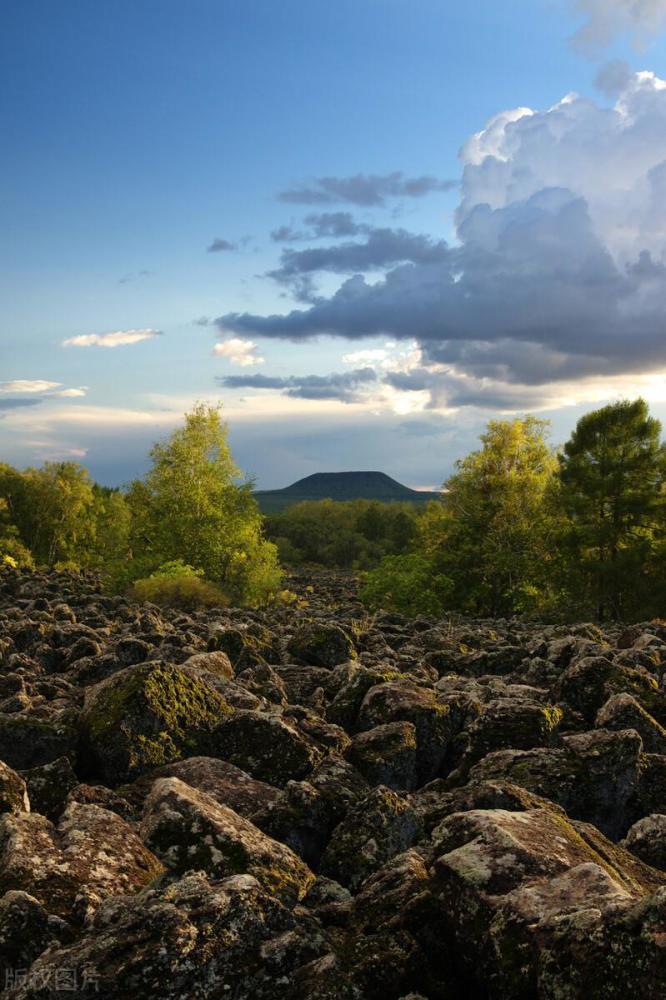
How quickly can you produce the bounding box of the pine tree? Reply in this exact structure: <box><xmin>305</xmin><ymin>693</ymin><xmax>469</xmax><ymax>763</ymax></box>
<box><xmin>558</xmin><ymin>398</ymin><xmax>666</xmax><ymax>620</ymax></box>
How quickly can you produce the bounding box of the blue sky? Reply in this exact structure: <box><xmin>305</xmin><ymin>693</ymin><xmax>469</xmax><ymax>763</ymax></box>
<box><xmin>3</xmin><ymin>0</ymin><xmax>666</xmax><ymax>488</ymax></box>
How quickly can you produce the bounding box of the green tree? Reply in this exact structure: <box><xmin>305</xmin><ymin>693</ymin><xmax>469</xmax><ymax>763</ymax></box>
<box><xmin>361</xmin><ymin>418</ymin><xmax>558</xmax><ymax>618</ymax></box>
<box><xmin>4</xmin><ymin>462</ymin><xmax>96</xmax><ymax>566</ymax></box>
<box><xmin>357</xmin><ymin>502</ymin><xmax>386</xmax><ymax>543</ymax></box>
<box><xmin>0</xmin><ymin>494</ymin><xmax>34</xmax><ymax>567</ymax></box>
<box><xmin>128</xmin><ymin>403</ymin><xmax>281</xmax><ymax>604</ymax></box>
<box><xmin>434</xmin><ymin>417</ymin><xmax>559</xmax><ymax>615</ymax></box>
<box><xmin>557</xmin><ymin>398</ymin><xmax>666</xmax><ymax>620</ymax></box>
<box><xmin>88</xmin><ymin>486</ymin><xmax>132</xmax><ymax>571</ymax></box>
<box><xmin>360</xmin><ymin>553</ymin><xmax>452</xmax><ymax>616</ymax></box>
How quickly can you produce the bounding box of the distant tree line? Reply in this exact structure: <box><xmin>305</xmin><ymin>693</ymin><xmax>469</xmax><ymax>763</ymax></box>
<box><xmin>1</xmin><ymin>398</ymin><xmax>665</xmax><ymax>621</ymax></box>
<box><xmin>264</xmin><ymin>498</ymin><xmax>419</xmax><ymax>570</ymax></box>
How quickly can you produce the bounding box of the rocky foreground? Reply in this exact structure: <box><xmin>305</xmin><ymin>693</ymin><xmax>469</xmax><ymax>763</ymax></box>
<box><xmin>0</xmin><ymin>568</ymin><xmax>664</xmax><ymax>998</ymax></box>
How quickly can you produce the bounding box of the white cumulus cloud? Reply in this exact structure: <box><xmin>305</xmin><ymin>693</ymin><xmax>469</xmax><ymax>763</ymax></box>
<box><xmin>52</xmin><ymin>387</ymin><xmax>88</xmax><ymax>398</ymax></box>
<box><xmin>212</xmin><ymin>338</ymin><xmax>264</xmax><ymax>366</ymax></box>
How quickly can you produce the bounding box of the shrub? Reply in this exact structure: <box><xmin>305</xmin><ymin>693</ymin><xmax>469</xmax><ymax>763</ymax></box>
<box><xmin>0</xmin><ymin>536</ymin><xmax>34</xmax><ymax>569</ymax></box>
<box><xmin>130</xmin><ymin>562</ymin><xmax>228</xmax><ymax>610</ymax></box>
<box><xmin>143</xmin><ymin>559</ymin><xmax>203</xmax><ymax>579</ymax></box>
<box><xmin>131</xmin><ymin>574</ymin><xmax>229</xmax><ymax>610</ymax></box>
<box><xmin>360</xmin><ymin>553</ymin><xmax>452</xmax><ymax>617</ymax></box>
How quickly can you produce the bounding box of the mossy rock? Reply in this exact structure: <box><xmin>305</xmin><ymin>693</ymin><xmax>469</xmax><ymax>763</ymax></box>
<box><xmin>358</xmin><ymin>681</ymin><xmax>453</xmax><ymax>784</ymax></box>
<box><xmin>321</xmin><ymin>785</ymin><xmax>421</xmax><ymax>891</ymax></box>
<box><xmin>0</xmin><ymin>713</ymin><xmax>77</xmax><ymax>770</ymax></box>
<box><xmin>0</xmin><ymin>890</ymin><xmax>68</xmax><ymax>986</ymax></box>
<box><xmin>207</xmin><ymin>626</ymin><xmax>276</xmax><ymax>670</ymax></box>
<box><xmin>467</xmin><ymin>728</ymin><xmax>643</xmax><ymax>840</ymax></box>
<box><xmin>22</xmin><ymin>756</ymin><xmax>77</xmax><ymax>819</ymax></box>
<box><xmin>596</xmin><ymin>693</ymin><xmax>666</xmax><ymax>754</ymax></box>
<box><xmin>555</xmin><ymin>656</ymin><xmax>665</xmax><ymax>725</ymax></box>
<box><xmin>621</xmin><ymin>814</ymin><xmax>666</xmax><ymax>870</ymax></box>
<box><xmin>347</xmin><ymin>721</ymin><xmax>418</xmax><ymax>791</ymax></box>
<box><xmin>254</xmin><ymin>753</ymin><xmax>370</xmax><ymax>868</ymax></box>
<box><xmin>461</xmin><ymin>699</ymin><xmax>563</xmax><ymax>767</ymax></box>
<box><xmin>80</xmin><ymin>662</ymin><xmax>233</xmax><ymax>784</ymax></box>
<box><xmin>428</xmin><ymin>806</ymin><xmax>666</xmax><ymax>998</ymax></box>
<box><xmin>141</xmin><ymin>777</ymin><xmax>314</xmax><ymax>904</ymax></box>
<box><xmin>287</xmin><ymin>621</ymin><xmax>357</xmax><ymax>669</ymax></box>
<box><xmin>206</xmin><ymin>710</ymin><xmax>322</xmax><ymax>787</ymax></box>
<box><xmin>326</xmin><ymin>666</ymin><xmax>403</xmax><ymax>730</ymax></box>
<box><xmin>0</xmin><ymin>760</ymin><xmax>30</xmax><ymax>815</ymax></box>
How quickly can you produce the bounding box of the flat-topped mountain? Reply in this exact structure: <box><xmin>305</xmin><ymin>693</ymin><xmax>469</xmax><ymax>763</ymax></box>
<box><xmin>255</xmin><ymin>470</ymin><xmax>442</xmax><ymax>512</ymax></box>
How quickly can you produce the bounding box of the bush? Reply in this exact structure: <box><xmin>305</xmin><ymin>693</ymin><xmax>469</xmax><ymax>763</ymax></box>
<box><xmin>360</xmin><ymin>553</ymin><xmax>452</xmax><ymax>617</ymax></box>
<box><xmin>0</xmin><ymin>536</ymin><xmax>34</xmax><ymax>569</ymax></box>
<box><xmin>130</xmin><ymin>562</ymin><xmax>228</xmax><ymax>610</ymax></box>
<box><xmin>143</xmin><ymin>559</ymin><xmax>203</xmax><ymax>579</ymax></box>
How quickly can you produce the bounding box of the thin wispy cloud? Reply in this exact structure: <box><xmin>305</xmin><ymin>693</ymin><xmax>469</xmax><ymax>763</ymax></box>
<box><xmin>0</xmin><ymin>398</ymin><xmax>44</xmax><ymax>410</ymax></box>
<box><xmin>207</xmin><ymin>237</ymin><xmax>237</xmax><ymax>253</ymax></box>
<box><xmin>218</xmin><ymin>367</ymin><xmax>378</xmax><ymax>403</ymax></box>
<box><xmin>0</xmin><ymin>380</ymin><xmax>88</xmax><ymax>401</ymax></box>
<box><xmin>62</xmin><ymin>329</ymin><xmax>161</xmax><ymax>348</ymax></box>
<box><xmin>118</xmin><ymin>269</ymin><xmax>151</xmax><ymax>285</ymax></box>
<box><xmin>52</xmin><ymin>387</ymin><xmax>88</xmax><ymax>398</ymax></box>
<box><xmin>594</xmin><ymin>59</ymin><xmax>633</xmax><ymax>95</ymax></box>
<box><xmin>271</xmin><ymin>213</ymin><xmax>368</xmax><ymax>242</ymax></box>
<box><xmin>0</xmin><ymin>380</ymin><xmax>61</xmax><ymax>393</ymax></box>
<box><xmin>571</xmin><ymin>0</ymin><xmax>666</xmax><ymax>51</ymax></box>
<box><xmin>278</xmin><ymin>172</ymin><xmax>457</xmax><ymax>207</ymax></box>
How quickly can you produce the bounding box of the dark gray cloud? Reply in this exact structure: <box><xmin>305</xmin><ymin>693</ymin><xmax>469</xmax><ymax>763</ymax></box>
<box><xmin>217</xmin><ymin>186</ymin><xmax>666</xmax><ymax>391</ymax></box>
<box><xmin>218</xmin><ymin>367</ymin><xmax>377</xmax><ymax>403</ymax></box>
<box><xmin>267</xmin><ymin>227</ymin><xmax>449</xmax><ymax>300</ymax></box>
<box><xmin>271</xmin><ymin>225</ymin><xmax>306</xmax><ymax>243</ymax></box>
<box><xmin>213</xmin><ymin>78</ymin><xmax>666</xmax><ymax>412</ymax></box>
<box><xmin>305</xmin><ymin>212</ymin><xmax>367</xmax><ymax>238</ymax></box>
<box><xmin>272</xmin><ymin>213</ymin><xmax>372</xmax><ymax>243</ymax></box>
<box><xmin>0</xmin><ymin>398</ymin><xmax>43</xmax><ymax>410</ymax></box>
<box><xmin>278</xmin><ymin>172</ymin><xmax>457</xmax><ymax>207</ymax></box>
<box><xmin>384</xmin><ymin>368</ymin><xmax>557</xmax><ymax>410</ymax></box>
<box><xmin>207</xmin><ymin>238</ymin><xmax>237</xmax><ymax>253</ymax></box>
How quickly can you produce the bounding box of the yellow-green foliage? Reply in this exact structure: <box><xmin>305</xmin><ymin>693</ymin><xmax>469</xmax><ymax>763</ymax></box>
<box><xmin>131</xmin><ymin>573</ymin><xmax>229</xmax><ymax>610</ymax></box>
<box><xmin>127</xmin><ymin>404</ymin><xmax>281</xmax><ymax>605</ymax></box>
<box><xmin>361</xmin><ymin>553</ymin><xmax>452</xmax><ymax>616</ymax></box>
<box><xmin>0</xmin><ymin>535</ymin><xmax>34</xmax><ymax>569</ymax></box>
